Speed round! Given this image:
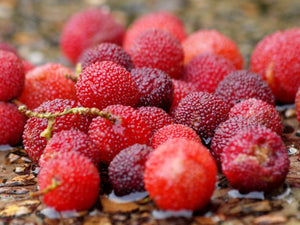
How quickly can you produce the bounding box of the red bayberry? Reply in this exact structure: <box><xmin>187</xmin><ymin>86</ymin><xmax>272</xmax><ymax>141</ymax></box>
<box><xmin>215</xmin><ymin>70</ymin><xmax>276</xmax><ymax>108</ymax></box>
<box><xmin>131</xmin><ymin>67</ymin><xmax>173</xmax><ymax>111</ymax></box>
<box><xmin>0</xmin><ymin>50</ymin><xmax>25</xmax><ymax>101</ymax></box>
<box><xmin>182</xmin><ymin>29</ymin><xmax>244</xmax><ymax>69</ymax></box>
<box><xmin>222</xmin><ymin>126</ymin><xmax>290</xmax><ymax>193</ymax></box>
<box><xmin>295</xmin><ymin>86</ymin><xmax>300</xmax><ymax>123</ymax></box>
<box><xmin>144</xmin><ymin>138</ymin><xmax>217</xmax><ymax>211</ymax></box>
<box><xmin>0</xmin><ymin>42</ymin><xmax>19</xmax><ymax>56</ymax></box>
<box><xmin>129</xmin><ymin>28</ymin><xmax>184</xmax><ymax>79</ymax></box>
<box><xmin>250</xmin><ymin>28</ymin><xmax>300</xmax><ymax>103</ymax></box>
<box><xmin>22</xmin><ymin>59</ymin><xmax>35</xmax><ymax>73</ymax></box>
<box><xmin>123</xmin><ymin>11</ymin><xmax>187</xmax><ymax>52</ymax></box>
<box><xmin>60</xmin><ymin>8</ymin><xmax>125</xmax><ymax>64</ymax></box>
<box><xmin>38</xmin><ymin>151</ymin><xmax>100</xmax><ymax>211</ymax></box>
<box><xmin>78</xmin><ymin>42</ymin><xmax>134</xmax><ymax>71</ymax></box>
<box><xmin>76</xmin><ymin>61</ymin><xmax>139</xmax><ymax>110</ymax></box>
<box><xmin>108</xmin><ymin>144</ymin><xmax>153</xmax><ymax>196</ymax></box>
<box><xmin>181</xmin><ymin>53</ymin><xmax>236</xmax><ymax>93</ymax></box>
<box><xmin>18</xmin><ymin>63</ymin><xmax>77</xmax><ymax>110</ymax></box>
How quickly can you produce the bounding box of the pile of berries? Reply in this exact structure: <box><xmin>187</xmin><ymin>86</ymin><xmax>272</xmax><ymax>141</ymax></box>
<box><xmin>1</xmin><ymin>7</ymin><xmax>299</xmax><ymax>215</ymax></box>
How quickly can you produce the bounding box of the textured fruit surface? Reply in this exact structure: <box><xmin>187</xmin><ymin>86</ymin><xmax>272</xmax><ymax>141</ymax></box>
<box><xmin>295</xmin><ymin>87</ymin><xmax>300</xmax><ymax>123</ymax></box>
<box><xmin>250</xmin><ymin>28</ymin><xmax>300</xmax><ymax>103</ymax></box>
<box><xmin>38</xmin><ymin>152</ymin><xmax>100</xmax><ymax>211</ymax></box>
<box><xmin>131</xmin><ymin>67</ymin><xmax>173</xmax><ymax>111</ymax></box>
<box><xmin>215</xmin><ymin>70</ymin><xmax>276</xmax><ymax>108</ymax></box>
<box><xmin>144</xmin><ymin>138</ymin><xmax>217</xmax><ymax>211</ymax></box>
<box><xmin>129</xmin><ymin>28</ymin><xmax>184</xmax><ymax>79</ymax></box>
<box><xmin>210</xmin><ymin>116</ymin><xmax>262</xmax><ymax>166</ymax></box>
<box><xmin>22</xmin><ymin>59</ymin><xmax>35</xmax><ymax>73</ymax></box>
<box><xmin>108</xmin><ymin>144</ymin><xmax>153</xmax><ymax>196</ymax></box>
<box><xmin>137</xmin><ymin>106</ymin><xmax>174</xmax><ymax>134</ymax></box>
<box><xmin>229</xmin><ymin>98</ymin><xmax>283</xmax><ymax>135</ymax></box>
<box><xmin>76</xmin><ymin>61</ymin><xmax>139</xmax><ymax>110</ymax></box>
<box><xmin>18</xmin><ymin>63</ymin><xmax>77</xmax><ymax>110</ymax></box>
<box><xmin>151</xmin><ymin>124</ymin><xmax>201</xmax><ymax>149</ymax></box>
<box><xmin>23</xmin><ymin>99</ymin><xmax>92</xmax><ymax>164</ymax></box>
<box><xmin>0</xmin><ymin>101</ymin><xmax>27</xmax><ymax>146</ymax></box>
<box><xmin>0</xmin><ymin>42</ymin><xmax>19</xmax><ymax>56</ymax></box>
<box><xmin>39</xmin><ymin>129</ymin><xmax>100</xmax><ymax>167</ymax></box>
<box><xmin>60</xmin><ymin>8</ymin><xmax>125</xmax><ymax>64</ymax></box>
<box><xmin>78</xmin><ymin>42</ymin><xmax>134</xmax><ymax>71</ymax></box>
<box><xmin>0</xmin><ymin>50</ymin><xmax>25</xmax><ymax>101</ymax></box>
<box><xmin>222</xmin><ymin>126</ymin><xmax>290</xmax><ymax>193</ymax></box>
<box><xmin>88</xmin><ymin>105</ymin><xmax>152</xmax><ymax>164</ymax></box>
<box><xmin>181</xmin><ymin>53</ymin><xmax>235</xmax><ymax>93</ymax></box>
<box><xmin>174</xmin><ymin>91</ymin><xmax>230</xmax><ymax>142</ymax></box>
<box><xmin>182</xmin><ymin>29</ymin><xmax>244</xmax><ymax>69</ymax></box>
<box><xmin>123</xmin><ymin>11</ymin><xmax>187</xmax><ymax>52</ymax></box>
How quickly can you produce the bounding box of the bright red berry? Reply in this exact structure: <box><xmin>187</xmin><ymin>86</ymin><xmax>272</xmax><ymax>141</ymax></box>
<box><xmin>295</xmin><ymin>86</ymin><xmax>300</xmax><ymax>123</ymax></box>
<box><xmin>38</xmin><ymin>151</ymin><xmax>100</xmax><ymax>211</ymax></box>
<box><xmin>76</xmin><ymin>61</ymin><xmax>139</xmax><ymax>110</ymax></box>
<box><xmin>144</xmin><ymin>138</ymin><xmax>217</xmax><ymax>211</ymax></box>
<box><xmin>60</xmin><ymin>8</ymin><xmax>125</xmax><ymax>64</ymax></box>
<box><xmin>129</xmin><ymin>28</ymin><xmax>184</xmax><ymax>79</ymax></box>
<box><xmin>0</xmin><ymin>42</ymin><xmax>19</xmax><ymax>56</ymax></box>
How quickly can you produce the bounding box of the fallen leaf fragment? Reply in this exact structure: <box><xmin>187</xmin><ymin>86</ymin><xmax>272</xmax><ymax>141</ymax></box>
<box><xmin>100</xmin><ymin>196</ymin><xmax>139</xmax><ymax>213</ymax></box>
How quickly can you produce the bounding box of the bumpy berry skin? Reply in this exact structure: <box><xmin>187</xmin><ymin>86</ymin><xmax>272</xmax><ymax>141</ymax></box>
<box><xmin>151</xmin><ymin>124</ymin><xmax>201</xmax><ymax>149</ymax></box>
<box><xmin>23</xmin><ymin>99</ymin><xmax>92</xmax><ymax>164</ymax></box>
<box><xmin>295</xmin><ymin>87</ymin><xmax>300</xmax><ymax>123</ymax></box>
<box><xmin>250</xmin><ymin>28</ymin><xmax>300</xmax><ymax>103</ymax></box>
<box><xmin>0</xmin><ymin>102</ymin><xmax>26</xmax><ymax>146</ymax></box>
<box><xmin>60</xmin><ymin>8</ymin><xmax>125</xmax><ymax>64</ymax></box>
<box><xmin>169</xmin><ymin>79</ymin><xmax>197</xmax><ymax>117</ymax></box>
<box><xmin>174</xmin><ymin>92</ymin><xmax>230</xmax><ymax>142</ymax></box>
<box><xmin>222</xmin><ymin>126</ymin><xmax>290</xmax><ymax>193</ymax></box>
<box><xmin>137</xmin><ymin>106</ymin><xmax>174</xmax><ymax>134</ymax></box>
<box><xmin>129</xmin><ymin>28</ymin><xmax>184</xmax><ymax>79</ymax></box>
<box><xmin>182</xmin><ymin>29</ymin><xmax>244</xmax><ymax>69</ymax></box>
<box><xmin>144</xmin><ymin>138</ymin><xmax>217</xmax><ymax>211</ymax></box>
<box><xmin>181</xmin><ymin>53</ymin><xmax>235</xmax><ymax>93</ymax></box>
<box><xmin>0</xmin><ymin>50</ymin><xmax>25</xmax><ymax>101</ymax></box>
<box><xmin>38</xmin><ymin>152</ymin><xmax>100</xmax><ymax>211</ymax></box>
<box><xmin>215</xmin><ymin>70</ymin><xmax>276</xmax><ymax>108</ymax></box>
<box><xmin>18</xmin><ymin>63</ymin><xmax>77</xmax><ymax>110</ymax></box>
<box><xmin>76</xmin><ymin>61</ymin><xmax>139</xmax><ymax>110</ymax></box>
<box><xmin>108</xmin><ymin>144</ymin><xmax>153</xmax><ymax>196</ymax></box>
<box><xmin>39</xmin><ymin>129</ymin><xmax>100</xmax><ymax>168</ymax></box>
<box><xmin>88</xmin><ymin>105</ymin><xmax>152</xmax><ymax>164</ymax></box>
<box><xmin>229</xmin><ymin>98</ymin><xmax>283</xmax><ymax>135</ymax></box>
<box><xmin>210</xmin><ymin>116</ymin><xmax>262</xmax><ymax>166</ymax></box>
<box><xmin>123</xmin><ymin>11</ymin><xmax>187</xmax><ymax>52</ymax></box>
<box><xmin>131</xmin><ymin>67</ymin><xmax>173</xmax><ymax>111</ymax></box>
<box><xmin>78</xmin><ymin>43</ymin><xmax>134</xmax><ymax>71</ymax></box>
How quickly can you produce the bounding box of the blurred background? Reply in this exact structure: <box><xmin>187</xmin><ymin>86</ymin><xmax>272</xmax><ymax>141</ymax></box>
<box><xmin>0</xmin><ymin>0</ymin><xmax>299</xmax><ymax>67</ymax></box>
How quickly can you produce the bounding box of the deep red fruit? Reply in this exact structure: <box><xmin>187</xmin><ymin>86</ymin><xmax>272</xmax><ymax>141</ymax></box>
<box><xmin>229</xmin><ymin>98</ymin><xmax>283</xmax><ymax>135</ymax></box>
<box><xmin>168</xmin><ymin>79</ymin><xmax>197</xmax><ymax>117</ymax></box>
<box><xmin>78</xmin><ymin>43</ymin><xmax>134</xmax><ymax>71</ymax></box>
<box><xmin>22</xmin><ymin>59</ymin><xmax>35</xmax><ymax>73</ymax></box>
<box><xmin>18</xmin><ymin>63</ymin><xmax>77</xmax><ymax>110</ymax></box>
<box><xmin>0</xmin><ymin>42</ymin><xmax>19</xmax><ymax>56</ymax></box>
<box><xmin>131</xmin><ymin>67</ymin><xmax>173</xmax><ymax>111</ymax></box>
<box><xmin>108</xmin><ymin>144</ymin><xmax>153</xmax><ymax>196</ymax></box>
<box><xmin>38</xmin><ymin>151</ymin><xmax>100</xmax><ymax>211</ymax></box>
<box><xmin>23</xmin><ymin>99</ymin><xmax>92</xmax><ymax>164</ymax></box>
<box><xmin>129</xmin><ymin>28</ymin><xmax>184</xmax><ymax>79</ymax></box>
<box><xmin>250</xmin><ymin>28</ymin><xmax>300</xmax><ymax>103</ymax></box>
<box><xmin>39</xmin><ymin>129</ymin><xmax>100</xmax><ymax>168</ymax></box>
<box><xmin>123</xmin><ymin>11</ymin><xmax>187</xmax><ymax>52</ymax></box>
<box><xmin>76</xmin><ymin>61</ymin><xmax>139</xmax><ymax>110</ymax></box>
<box><xmin>181</xmin><ymin>53</ymin><xmax>236</xmax><ymax>93</ymax></box>
<box><xmin>210</xmin><ymin>116</ymin><xmax>263</xmax><ymax>166</ymax></box>
<box><xmin>88</xmin><ymin>105</ymin><xmax>152</xmax><ymax>164</ymax></box>
<box><xmin>0</xmin><ymin>50</ymin><xmax>25</xmax><ymax>101</ymax></box>
<box><xmin>137</xmin><ymin>106</ymin><xmax>174</xmax><ymax>134</ymax></box>
<box><xmin>151</xmin><ymin>124</ymin><xmax>201</xmax><ymax>149</ymax></box>
<box><xmin>60</xmin><ymin>8</ymin><xmax>125</xmax><ymax>64</ymax></box>
<box><xmin>295</xmin><ymin>87</ymin><xmax>300</xmax><ymax>123</ymax></box>
<box><xmin>215</xmin><ymin>70</ymin><xmax>276</xmax><ymax>108</ymax></box>
<box><xmin>182</xmin><ymin>29</ymin><xmax>244</xmax><ymax>69</ymax></box>
<box><xmin>222</xmin><ymin>126</ymin><xmax>290</xmax><ymax>193</ymax></box>
<box><xmin>174</xmin><ymin>92</ymin><xmax>230</xmax><ymax>142</ymax></box>
<box><xmin>0</xmin><ymin>102</ymin><xmax>26</xmax><ymax>146</ymax></box>
<box><xmin>144</xmin><ymin>138</ymin><xmax>217</xmax><ymax>211</ymax></box>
